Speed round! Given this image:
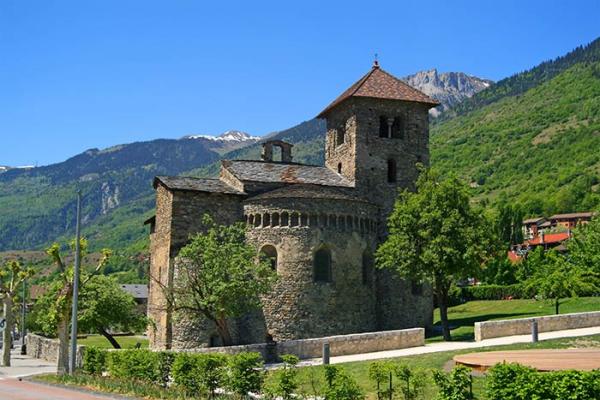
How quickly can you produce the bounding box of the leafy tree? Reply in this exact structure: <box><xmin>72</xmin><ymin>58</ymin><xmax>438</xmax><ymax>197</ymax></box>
<box><xmin>170</xmin><ymin>215</ymin><xmax>276</xmax><ymax>346</ymax></box>
<box><xmin>523</xmin><ymin>250</ymin><xmax>599</xmax><ymax>314</ymax></box>
<box><xmin>45</xmin><ymin>239</ymin><xmax>111</xmax><ymax>373</ymax></box>
<box><xmin>77</xmin><ymin>275</ymin><xmax>146</xmax><ymax>348</ymax></box>
<box><xmin>568</xmin><ymin>214</ymin><xmax>600</xmax><ymax>274</ymax></box>
<box><xmin>495</xmin><ymin>202</ymin><xmax>524</xmax><ymax>247</ymax></box>
<box><xmin>0</xmin><ymin>260</ymin><xmax>34</xmax><ymax>366</ymax></box>
<box><xmin>376</xmin><ymin>169</ymin><xmax>498</xmax><ymax>340</ymax></box>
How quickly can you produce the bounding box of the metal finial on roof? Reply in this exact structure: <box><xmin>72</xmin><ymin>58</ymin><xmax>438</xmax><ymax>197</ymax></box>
<box><xmin>373</xmin><ymin>53</ymin><xmax>379</xmax><ymax>68</ymax></box>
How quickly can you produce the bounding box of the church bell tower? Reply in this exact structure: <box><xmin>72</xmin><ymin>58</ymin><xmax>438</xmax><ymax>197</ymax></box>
<box><xmin>317</xmin><ymin>61</ymin><xmax>439</xmax><ymax>217</ymax></box>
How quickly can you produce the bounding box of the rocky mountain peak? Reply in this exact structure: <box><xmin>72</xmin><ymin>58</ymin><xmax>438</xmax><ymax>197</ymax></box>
<box><xmin>403</xmin><ymin>69</ymin><xmax>493</xmax><ymax>116</ymax></box>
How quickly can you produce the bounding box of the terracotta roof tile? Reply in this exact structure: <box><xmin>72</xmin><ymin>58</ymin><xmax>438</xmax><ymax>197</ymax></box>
<box><xmin>548</xmin><ymin>212</ymin><xmax>596</xmax><ymax>220</ymax></box>
<box><xmin>526</xmin><ymin>232</ymin><xmax>570</xmax><ymax>246</ymax></box>
<box><xmin>317</xmin><ymin>63</ymin><xmax>439</xmax><ymax>118</ymax></box>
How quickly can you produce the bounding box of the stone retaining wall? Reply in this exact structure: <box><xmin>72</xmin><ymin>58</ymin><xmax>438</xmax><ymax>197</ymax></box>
<box><xmin>188</xmin><ymin>328</ymin><xmax>424</xmax><ymax>361</ymax></box>
<box><xmin>474</xmin><ymin>311</ymin><xmax>600</xmax><ymax>341</ymax></box>
<box><xmin>25</xmin><ymin>333</ymin><xmax>85</xmax><ymax>367</ymax></box>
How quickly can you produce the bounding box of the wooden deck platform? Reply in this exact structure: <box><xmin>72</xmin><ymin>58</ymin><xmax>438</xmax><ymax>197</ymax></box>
<box><xmin>453</xmin><ymin>348</ymin><xmax>600</xmax><ymax>371</ymax></box>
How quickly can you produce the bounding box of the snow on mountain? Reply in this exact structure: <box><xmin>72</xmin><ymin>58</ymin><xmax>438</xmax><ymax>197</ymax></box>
<box><xmin>185</xmin><ymin>130</ymin><xmax>260</xmax><ymax>142</ymax></box>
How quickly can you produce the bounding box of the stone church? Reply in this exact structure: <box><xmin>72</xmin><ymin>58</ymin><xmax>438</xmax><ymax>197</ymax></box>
<box><xmin>147</xmin><ymin>61</ymin><xmax>439</xmax><ymax>350</ymax></box>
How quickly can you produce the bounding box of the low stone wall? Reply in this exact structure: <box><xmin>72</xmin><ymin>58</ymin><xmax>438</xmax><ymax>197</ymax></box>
<box><xmin>474</xmin><ymin>311</ymin><xmax>600</xmax><ymax>341</ymax></box>
<box><xmin>188</xmin><ymin>328</ymin><xmax>424</xmax><ymax>361</ymax></box>
<box><xmin>25</xmin><ymin>333</ymin><xmax>85</xmax><ymax>367</ymax></box>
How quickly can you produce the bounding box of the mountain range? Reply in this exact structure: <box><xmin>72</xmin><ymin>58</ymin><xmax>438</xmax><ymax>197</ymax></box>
<box><xmin>1</xmin><ymin>37</ymin><xmax>599</xmax><ymax>253</ymax></box>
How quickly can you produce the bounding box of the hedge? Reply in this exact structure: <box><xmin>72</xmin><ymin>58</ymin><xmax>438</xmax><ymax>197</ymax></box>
<box><xmin>486</xmin><ymin>363</ymin><xmax>600</xmax><ymax>400</ymax></box>
<box><xmin>82</xmin><ymin>347</ymin><xmax>107</xmax><ymax>375</ymax></box>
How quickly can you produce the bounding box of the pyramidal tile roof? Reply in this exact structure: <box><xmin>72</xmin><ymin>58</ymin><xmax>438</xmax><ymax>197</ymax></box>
<box><xmin>317</xmin><ymin>62</ymin><xmax>440</xmax><ymax>118</ymax></box>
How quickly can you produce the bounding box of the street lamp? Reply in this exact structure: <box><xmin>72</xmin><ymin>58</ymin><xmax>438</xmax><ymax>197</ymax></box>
<box><xmin>69</xmin><ymin>190</ymin><xmax>82</xmax><ymax>374</ymax></box>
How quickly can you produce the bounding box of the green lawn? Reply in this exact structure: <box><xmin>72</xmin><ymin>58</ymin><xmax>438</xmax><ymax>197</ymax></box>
<box><xmin>428</xmin><ymin>296</ymin><xmax>600</xmax><ymax>342</ymax></box>
<box><xmin>292</xmin><ymin>334</ymin><xmax>600</xmax><ymax>399</ymax></box>
<box><xmin>77</xmin><ymin>335</ymin><xmax>148</xmax><ymax>349</ymax></box>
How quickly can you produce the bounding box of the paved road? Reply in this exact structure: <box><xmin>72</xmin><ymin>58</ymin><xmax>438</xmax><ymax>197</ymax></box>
<box><xmin>0</xmin><ymin>378</ymin><xmax>132</xmax><ymax>400</ymax></box>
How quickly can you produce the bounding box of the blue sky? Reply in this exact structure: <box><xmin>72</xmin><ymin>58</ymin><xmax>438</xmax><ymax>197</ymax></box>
<box><xmin>1</xmin><ymin>1</ymin><xmax>599</xmax><ymax>166</ymax></box>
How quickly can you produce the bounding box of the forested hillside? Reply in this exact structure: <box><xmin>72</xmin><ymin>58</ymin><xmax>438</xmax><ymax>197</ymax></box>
<box><xmin>431</xmin><ymin>61</ymin><xmax>600</xmax><ymax>216</ymax></box>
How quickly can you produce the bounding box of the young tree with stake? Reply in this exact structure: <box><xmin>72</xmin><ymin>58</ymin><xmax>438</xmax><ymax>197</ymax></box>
<box><xmin>0</xmin><ymin>260</ymin><xmax>34</xmax><ymax>366</ymax></box>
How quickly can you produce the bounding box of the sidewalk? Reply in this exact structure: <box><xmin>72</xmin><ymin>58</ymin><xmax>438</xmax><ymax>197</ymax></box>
<box><xmin>299</xmin><ymin>326</ymin><xmax>600</xmax><ymax>366</ymax></box>
<box><xmin>0</xmin><ymin>349</ymin><xmax>56</xmax><ymax>379</ymax></box>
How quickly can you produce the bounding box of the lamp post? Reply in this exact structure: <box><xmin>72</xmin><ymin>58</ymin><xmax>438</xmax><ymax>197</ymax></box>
<box><xmin>69</xmin><ymin>191</ymin><xmax>82</xmax><ymax>374</ymax></box>
<box><xmin>20</xmin><ymin>278</ymin><xmax>26</xmax><ymax>355</ymax></box>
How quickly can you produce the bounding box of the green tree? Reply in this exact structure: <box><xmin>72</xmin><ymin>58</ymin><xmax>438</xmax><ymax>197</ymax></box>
<box><xmin>0</xmin><ymin>260</ymin><xmax>34</xmax><ymax>366</ymax></box>
<box><xmin>171</xmin><ymin>215</ymin><xmax>276</xmax><ymax>346</ymax></box>
<box><xmin>568</xmin><ymin>214</ymin><xmax>600</xmax><ymax>274</ymax></box>
<box><xmin>495</xmin><ymin>202</ymin><xmax>524</xmax><ymax>247</ymax></box>
<box><xmin>376</xmin><ymin>169</ymin><xmax>497</xmax><ymax>341</ymax></box>
<box><xmin>77</xmin><ymin>275</ymin><xmax>146</xmax><ymax>348</ymax></box>
<box><xmin>267</xmin><ymin>354</ymin><xmax>300</xmax><ymax>400</ymax></box>
<box><xmin>524</xmin><ymin>250</ymin><xmax>599</xmax><ymax>314</ymax></box>
<box><xmin>432</xmin><ymin>365</ymin><xmax>473</xmax><ymax>400</ymax></box>
<box><xmin>45</xmin><ymin>240</ymin><xmax>111</xmax><ymax>373</ymax></box>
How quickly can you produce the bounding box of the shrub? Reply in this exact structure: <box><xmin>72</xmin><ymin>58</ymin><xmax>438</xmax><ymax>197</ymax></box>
<box><xmin>172</xmin><ymin>353</ymin><xmax>227</xmax><ymax>398</ymax></box>
<box><xmin>324</xmin><ymin>366</ymin><xmax>364</xmax><ymax>400</ymax></box>
<box><xmin>226</xmin><ymin>352</ymin><xmax>265</xmax><ymax>398</ymax></box>
<box><xmin>82</xmin><ymin>347</ymin><xmax>107</xmax><ymax>375</ymax></box>
<box><xmin>266</xmin><ymin>354</ymin><xmax>300</xmax><ymax>400</ymax></box>
<box><xmin>486</xmin><ymin>363</ymin><xmax>600</xmax><ymax>400</ymax></box>
<box><xmin>107</xmin><ymin>349</ymin><xmax>161</xmax><ymax>382</ymax></box>
<box><xmin>432</xmin><ymin>365</ymin><xmax>473</xmax><ymax>400</ymax></box>
<box><xmin>394</xmin><ymin>363</ymin><xmax>427</xmax><ymax>400</ymax></box>
<box><xmin>368</xmin><ymin>361</ymin><xmax>393</xmax><ymax>400</ymax></box>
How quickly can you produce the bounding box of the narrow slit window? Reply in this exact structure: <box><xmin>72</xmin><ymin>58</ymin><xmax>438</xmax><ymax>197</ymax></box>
<box><xmin>387</xmin><ymin>159</ymin><xmax>397</xmax><ymax>183</ymax></box>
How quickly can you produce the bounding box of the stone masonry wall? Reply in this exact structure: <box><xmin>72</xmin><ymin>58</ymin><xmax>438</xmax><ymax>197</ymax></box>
<box><xmin>26</xmin><ymin>333</ymin><xmax>85</xmax><ymax>368</ymax></box>
<box><xmin>189</xmin><ymin>327</ymin><xmax>424</xmax><ymax>360</ymax></box>
<box><xmin>474</xmin><ymin>311</ymin><xmax>600</xmax><ymax>341</ymax></box>
<box><xmin>245</xmin><ymin>197</ymin><xmax>380</xmax><ymax>341</ymax></box>
<box><xmin>148</xmin><ymin>184</ymin><xmax>174</xmax><ymax>349</ymax></box>
<box><xmin>325</xmin><ymin>97</ymin><xmax>430</xmax><ymax>219</ymax></box>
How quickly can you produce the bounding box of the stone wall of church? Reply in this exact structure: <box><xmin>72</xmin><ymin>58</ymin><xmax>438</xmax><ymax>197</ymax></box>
<box><xmin>244</xmin><ymin>197</ymin><xmax>380</xmax><ymax>341</ymax></box>
<box><xmin>149</xmin><ymin>188</ymin><xmax>247</xmax><ymax>350</ymax></box>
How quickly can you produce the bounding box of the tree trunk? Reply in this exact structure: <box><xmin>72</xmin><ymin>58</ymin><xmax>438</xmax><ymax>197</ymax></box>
<box><xmin>215</xmin><ymin>317</ymin><xmax>233</xmax><ymax>346</ymax></box>
<box><xmin>98</xmin><ymin>326</ymin><xmax>121</xmax><ymax>349</ymax></box>
<box><xmin>56</xmin><ymin>309</ymin><xmax>71</xmax><ymax>375</ymax></box>
<box><xmin>437</xmin><ymin>290</ymin><xmax>452</xmax><ymax>341</ymax></box>
<box><xmin>2</xmin><ymin>297</ymin><xmax>13</xmax><ymax>366</ymax></box>
<box><xmin>555</xmin><ymin>298</ymin><xmax>560</xmax><ymax>315</ymax></box>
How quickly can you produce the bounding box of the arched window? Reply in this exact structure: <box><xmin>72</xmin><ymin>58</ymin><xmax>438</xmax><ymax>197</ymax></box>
<box><xmin>313</xmin><ymin>247</ymin><xmax>332</xmax><ymax>283</ymax></box>
<box><xmin>387</xmin><ymin>159</ymin><xmax>397</xmax><ymax>183</ymax></box>
<box><xmin>362</xmin><ymin>250</ymin><xmax>373</xmax><ymax>285</ymax></box>
<box><xmin>260</xmin><ymin>245</ymin><xmax>278</xmax><ymax>271</ymax></box>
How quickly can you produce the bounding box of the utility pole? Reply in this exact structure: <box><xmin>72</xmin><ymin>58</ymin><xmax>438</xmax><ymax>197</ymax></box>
<box><xmin>20</xmin><ymin>278</ymin><xmax>26</xmax><ymax>355</ymax></box>
<box><xmin>69</xmin><ymin>191</ymin><xmax>82</xmax><ymax>374</ymax></box>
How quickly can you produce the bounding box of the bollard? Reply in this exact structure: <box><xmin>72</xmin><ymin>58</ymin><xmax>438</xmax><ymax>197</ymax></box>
<box><xmin>322</xmin><ymin>342</ymin><xmax>330</xmax><ymax>365</ymax></box>
<box><xmin>531</xmin><ymin>319</ymin><xmax>538</xmax><ymax>343</ymax></box>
